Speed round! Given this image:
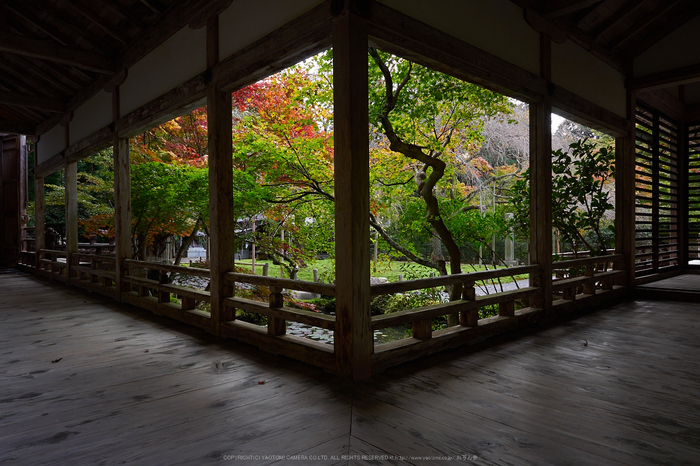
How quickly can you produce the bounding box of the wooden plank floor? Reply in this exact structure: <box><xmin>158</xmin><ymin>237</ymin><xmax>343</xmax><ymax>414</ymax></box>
<box><xmin>637</xmin><ymin>274</ymin><xmax>700</xmax><ymax>301</ymax></box>
<box><xmin>637</xmin><ymin>273</ymin><xmax>700</xmax><ymax>292</ymax></box>
<box><xmin>1</xmin><ymin>270</ymin><xmax>699</xmax><ymax>465</ymax></box>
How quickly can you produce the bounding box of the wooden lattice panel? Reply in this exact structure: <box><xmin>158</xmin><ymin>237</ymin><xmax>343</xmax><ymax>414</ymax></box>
<box><xmin>634</xmin><ymin>104</ymin><xmax>680</xmax><ymax>275</ymax></box>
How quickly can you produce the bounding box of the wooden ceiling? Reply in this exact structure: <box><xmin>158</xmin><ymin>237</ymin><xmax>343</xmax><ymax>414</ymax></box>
<box><xmin>1</xmin><ymin>0</ymin><xmax>700</xmax><ymax>136</ymax></box>
<box><xmin>0</xmin><ymin>0</ymin><xmax>233</xmax><ymax>136</ymax></box>
<box><xmin>513</xmin><ymin>0</ymin><xmax>700</xmax><ymax>71</ymax></box>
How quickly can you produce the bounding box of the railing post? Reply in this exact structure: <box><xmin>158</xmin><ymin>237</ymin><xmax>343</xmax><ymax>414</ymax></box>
<box><xmin>498</xmin><ymin>301</ymin><xmax>515</xmax><ymax>317</ymax></box>
<box><xmin>460</xmin><ymin>281</ymin><xmax>478</xmax><ymax>327</ymax></box>
<box><xmin>583</xmin><ymin>265</ymin><xmax>595</xmax><ymax>295</ymax></box>
<box><xmin>333</xmin><ymin>6</ymin><xmax>372</xmax><ymax>379</ymax></box>
<box><xmin>268</xmin><ymin>285</ymin><xmax>286</xmax><ymax>336</ymax></box>
<box><xmin>412</xmin><ymin>319</ymin><xmax>432</xmax><ymax>340</ymax></box>
<box><xmin>158</xmin><ymin>270</ymin><xmax>170</xmax><ymax>303</ymax></box>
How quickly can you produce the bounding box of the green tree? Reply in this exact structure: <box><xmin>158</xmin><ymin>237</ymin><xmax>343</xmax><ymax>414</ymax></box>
<box><xmin>367</xmin><ymin>48</ymin><xmax>512</xmax><ymax>297</ymax></box>
<box><xmin>512</xmin><ymin>138</ymin><xmax>615</xmax><ymax>256</ymax></box>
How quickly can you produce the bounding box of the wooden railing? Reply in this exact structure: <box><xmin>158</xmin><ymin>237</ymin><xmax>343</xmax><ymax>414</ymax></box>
<box><xmin>220</xmin><ymin>272</ymin><xmax>337</xmax><ymax>371</ymax></box>
<box><xmin>370</xmin><ymin>265</ymin><xmax>541</xmax><ymax>372</ymax></box>
<box><xmin>25</xmin><ymin>247</ymin><xmax>630</xmax><ymax>377</ymax></box>
<box><xmin>552</xmin><ymin>254</ymin><xmax>625</xmax><ymax>304</ymax></box>
<box><xmin>36</xmin><ymin>249</ymin><xmax>68</xmax><ymax>282</ymax></box>
<box><xmin>121</xmin><ymin>259</ymin><xmax>211</xmax><ymax>330</ymax></box>
<box><xmin>19</xmin><ymin>227</ymin><xmax>36</xmax><ymax>268</ymax></box>
<box><xmin>69</xmin><ymin>253</ymin><xmax>117</xmax><ymax>298</ymax></box>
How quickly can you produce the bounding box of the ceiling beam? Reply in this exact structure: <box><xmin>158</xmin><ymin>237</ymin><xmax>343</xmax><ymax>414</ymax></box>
<box><xmin>624</xmin><ymin>3</ymin><xmax>700</xmax><ymax>59</ymax></box>
<box><xmin>0</xmin><ymin>119</ymin><xmax>36</xmax><ymax>135</ymax></box>
<box><xmin>585</xmin><ymin>0</ymin><xmax>646</xmax><ymax>38</ymax></box>
<box><xmin>606</xmin><ymin>0</ymin><xmax>685</xmax><ymax>51</ymax></box>
<box><xmin>629</xmin><ymin>62</ymin><xmax>700</xmax><ymax>91</ymax></box>
<box><xmin>65</xmin><ymin>1</ymin><xmax>129</xmax><ymax>45</ymax></box>
<box><xmin>0</xmin><ymin>90</ymin><xmax>66</xmax><ymax>112</ymax></box>
<box><xmin>0</xmin><ymin>31</ymin><xmax>116</xmax><ymax>74</ymax></box>
<box><xmin>543</xmin><ymin>0</ymin><xmax>602</xmax><ymax>19</ymax></box>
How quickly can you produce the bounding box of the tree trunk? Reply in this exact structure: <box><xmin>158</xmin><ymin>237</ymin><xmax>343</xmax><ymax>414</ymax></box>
<box><xmin>173</xmin><ymin>218</ymin><xmax>201</xmax><ymax>266</ymax></box>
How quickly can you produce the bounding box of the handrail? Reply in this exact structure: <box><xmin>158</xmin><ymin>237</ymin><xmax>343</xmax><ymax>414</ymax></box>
<box><xmin>370</xmin><ymin>264</ymin><xmax>539</xmax><ymax>297</ymax></box>
<box><xmin>39</xmin><ymin>248</ymin><xmax>67</xmax><ymax>256</ymax></box>
<box><xmin>553</xmin><ymin>248</ymin><xmax>615</xmax><ymax>259</ymax></box>
<box><xmin>75</xmin><ymin>253</ymin><xmax>116</xmax><ymax>262</ymax></box>
<box><xmin>124</xmin><ymin>259</ymin><xmax>211</xmax><ymax>278</ymax></box>
<box><xmin>225</xmin><ymin>272</ymin><xmax>336</xmax><ymax>296</ymax></box>
<box><xmin>552</xmin><ymin>254</ymin><xmax>622</xmax><ymax>269</ymax></box>
<box><xmin>371</xmin><ymin>286</ymin><xmax>538</xmax><ymax>329</ymax></box>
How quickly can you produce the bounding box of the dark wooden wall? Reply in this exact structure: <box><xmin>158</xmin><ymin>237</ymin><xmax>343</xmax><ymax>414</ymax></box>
<box><xmin>0</xmin><ymin>134</ymin><xmax>26</xmax><ymax>267</ymax></box>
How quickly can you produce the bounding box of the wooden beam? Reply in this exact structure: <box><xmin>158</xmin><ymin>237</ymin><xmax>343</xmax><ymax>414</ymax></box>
<box><xmin>65</xmin><ymin>1</ymin><xmax>130</xmax><ymax>45</ymax></box>
<box><xmin>586</xmin><ymin>0</ymin><xmax>644</xmax><ymax>39</ymax></box>
<box><xmin>206</xmin><ymin>15</ymin><xmax>236</xmax><ymax>335</ymax></box>
<box><xmin>543</xmin><ymin>0</ymin><xmax>602</xmax><ymax>18</ymax></box>
<box><xmin>0</xmin><ymin>90</ymin><xmax>66</xmax><ymax>113</ymax></box>
<box><xmin>514</xmin><ymin>0</ymin><xmax>629</xmax><ymax>73</ymax></box>
<box><xmin>625</xmin><ymin>3</ymin><xmax>700</xmax><ymax>59</ymax></box>
<box><xmin>524</xmin><ymin>8</ymin><xmax>568</xmax><ymax>43</ymax></box>
<box><xmin>0</xmin><ymin>31</ymin><xmax>115</xmax><ymax>74</ymax></box>
<box><xmin>629</xmin><ymin>63</ymin><xmax>700</xmax><ymax>91</ymax></box>
<box><xmin>636</xmin><ymin>89</ymin><xmax>685</xmax><ymax>123</ymax></box>
<box><xmin>333</xmin><ymin>8</ymin><xmax>372</xmax><ymax>380</ymax></box>
<box><xmin>214</xmin><ymin>2</ymin><xmax>332</xmax><ymax>93</ymax></box>
<box><xmin>550</xmin><ymin>84</ymin><xmax>628</xmax><ymax>137</ymax></box>
<box><xmin>368</xmin><ymin>2</ymin><xmax>546</xmax><ymax>103</ymax></box>
<box><xmin>188</xmin><ymin>0</ymin><xmax>235</xmax><ymax>29</ymax></box>
<box><xmin>607</xmin><ymin>0</ymin><xmax>685</xmax><ymax>52</ymax></box>
<box><xmin>0</xmin><ymin>119</ymin><xmax>35</xmax><ymax>135</ymax></box>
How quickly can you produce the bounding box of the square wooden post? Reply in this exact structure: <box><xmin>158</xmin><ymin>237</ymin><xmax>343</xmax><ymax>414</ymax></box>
<box><xmin>529</xmin><ymin>33</ymin><xmax>553</xmax><ymax>314</ymax></box>
<box><xmin>65</xmin><ymin>161</ymin><xmax>78</xmax><ymax>281</ymax></box>
<box><xmin>207</xmin><ymin>14</ymin><xmax>236</xmax><ymax>336</ymax></box>
<box><xmin>34</xmin><ymin>175</ymin><xmax>45</xmax><ymax>269</ymax></box>
<box><xmin>616</xmin><ymin>92</ymin><xmax>636</xmax><ymax>287</ymax></box>
<box><xmin>333</xmin><ymin>7</ymin><xmax>373</xmax><ymax>379</ymax></box>
<box><xmin>113</xmin><ymin>86</ymin><xmax>132</xmax><ymax>297</ymax></box>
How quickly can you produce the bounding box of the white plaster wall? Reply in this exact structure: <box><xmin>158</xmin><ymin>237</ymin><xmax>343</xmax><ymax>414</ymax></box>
<box><xmin>552</xmin><ymin>40</ymin><xmax>626</xmax><ymax>118</ymax></box>
<box><xmin>37</xmin><ymin>125</ymin><xmax>65</xmax><ymax>165</ymax></box>
<box><xmin>71</xmin><ymin>91</ymin><xmax>112</xmax><ymax>144</ymax></box>
<box><xmin>219</xmin><ymin>0</ymin><xmax>323</xmax><ymax>61</ymax></box>
<box><xmin>379</xmin><ymin>0</ymin><xmax>540</xmax><ymax>75</ymax></box>
<box><xmin>121</xmin><ymin>26</ymin><xmax>207</xmax><ymax>116</ymax></box>
<box><xmin>634</xmin><ymin>15</ymin><xmax>700</xmax><ymax>77</ymax></box>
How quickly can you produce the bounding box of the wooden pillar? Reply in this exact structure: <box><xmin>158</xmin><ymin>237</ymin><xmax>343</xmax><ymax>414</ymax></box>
<box><xmin>65</xmin><ymin>161</ymin><xmax>78</xmax><ymax>279</ymax></box>
<box><xmin>616</xmin><ymin>90</ymin><xmax>637</xmax><ymax>287</ymax></box>
<box><xmin>34</xmin><ymin>175</ymin><xmax>45</xmax><ymax>267</ymax></box>
<box><xmin>207</xmin><ymin>15</ymin><xmax>235</xmax><ymax>335</ymax></box>
<box><xmin>677</xmin><ymin>119</ymin><xmax>688</xmax><ymax>271</ymax></box>
<box><xmin>113</xmin><ymin>86</ymin><xmax>132</xmax><ymax>295</ymax></box>
<box><xmin>530</xmin><ymin>33</ymin><xmax>553</xmax><ymax>313</ymax></box>
<box><xmin>333</xmin><ymin>7</ymin><xmax>372</xmax><ymax>379</ymax></box>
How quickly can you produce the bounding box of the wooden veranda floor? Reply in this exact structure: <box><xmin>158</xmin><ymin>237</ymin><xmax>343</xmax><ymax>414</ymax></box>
<box><xmin>1</xmin><ymin>270</ymin><xmax>699</xmax><ymax>465</ymax></box>
<box><xmin>637</xmin><ymin>273</ymin><xmax>700</xmax><ymax>301</ymax></box>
